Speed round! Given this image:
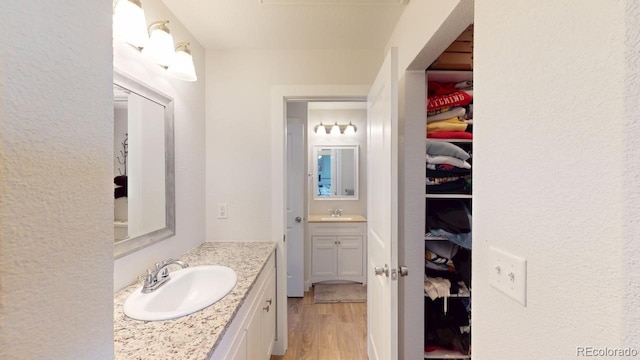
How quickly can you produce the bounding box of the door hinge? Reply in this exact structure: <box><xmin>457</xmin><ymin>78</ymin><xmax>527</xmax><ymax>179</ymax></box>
<box><xmin>283</xmin><ymin>234</ymin><xmax>286</xmax><ymax>243</ymax></box>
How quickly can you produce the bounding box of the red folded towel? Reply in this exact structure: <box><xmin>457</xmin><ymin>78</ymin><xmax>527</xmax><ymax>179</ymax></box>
<box><xmin>427</xmin><ymin>131</ymin><xmax>473</xmax><ymax>140</ymax></box>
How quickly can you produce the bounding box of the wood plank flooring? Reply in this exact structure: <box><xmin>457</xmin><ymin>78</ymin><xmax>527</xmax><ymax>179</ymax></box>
<box><xmin>270</xmin><ymin>286</ymin><xmax>368</xmax><ymax>360</ymax></box>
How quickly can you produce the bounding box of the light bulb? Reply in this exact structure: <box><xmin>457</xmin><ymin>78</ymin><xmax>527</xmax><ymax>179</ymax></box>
<box><xmin>344</xmin><ymin>122</ymin><xmax>356</xmax><ymax>135</ymax></box>
<box><xmin>168</xmin><ymin>42</ymin><xmax>197</xmax><ymax>81</ymax></box>
<box><xmin>330</xmin><ymin>122</ymin><xmax>341</xmax><ymax>135</ymax></box>
<box><xmin>113</xmin><ymin>0</ymin><xmax>148</xmax><ymax>48</ymax></box>
<box><xmin>141</xmin><ymin>21</ymin><xmax>175</xmax><ymax>67</ymax></box>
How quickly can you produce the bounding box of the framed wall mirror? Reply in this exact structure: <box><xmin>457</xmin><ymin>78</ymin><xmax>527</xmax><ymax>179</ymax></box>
<box><xmin>313</xmin><ymin>145</ymin><xmax>359</xmax><ymax>200</ymax></box>
<box><xmin>113</xmin><ymin>70</ymin><xmax>175</xmax><ymax>259</ymax></box>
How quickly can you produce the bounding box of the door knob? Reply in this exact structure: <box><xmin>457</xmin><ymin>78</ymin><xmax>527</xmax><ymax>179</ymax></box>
<box><xmin>295</xmin><ymin>216</ymin><xmax>302</xmax><ymax>223</ymax></box>
<box><xmin>374</xmin><ymin>264</ymin><xmax>389</xmax><ymax>277</ymax></box>
<box><xmin>399</xmin><ymin>266</ymin><xmax>409</xmax><ymax>277</ymax></box>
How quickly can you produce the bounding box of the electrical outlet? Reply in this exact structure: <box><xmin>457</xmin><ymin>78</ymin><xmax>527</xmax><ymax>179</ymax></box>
<box><xmin>217</xmin><ymin>203</ymin><xmax>228</xmax><ymax>219</ymax></box>
<box><xmin>488</xmin><ymin>247</ymin><xmax>527</xmax><ymax>306</ymax></box>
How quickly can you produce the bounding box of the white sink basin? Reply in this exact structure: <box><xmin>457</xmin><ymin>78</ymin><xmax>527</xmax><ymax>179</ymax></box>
<box><xmin>321</xmin><ymin>217</ymin><xmax>353</xmax><ymax>221</ymax></box>
<box><xmin>124</xmin><ymin>265</ymin><xmax>237</xmax><ymax>321</ymax></box>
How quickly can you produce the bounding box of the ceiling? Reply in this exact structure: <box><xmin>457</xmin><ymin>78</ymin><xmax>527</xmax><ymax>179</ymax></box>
<box><xmin>161</xmin><ymin>0</ymin><xmax>407</xmax><ymax>50</ymax></box>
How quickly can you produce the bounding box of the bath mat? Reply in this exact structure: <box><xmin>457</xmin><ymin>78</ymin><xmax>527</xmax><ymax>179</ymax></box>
<box><xmin>313</xmin><ymin>283</ymin><xmax>367</xmax><ymax>303</ymax></box>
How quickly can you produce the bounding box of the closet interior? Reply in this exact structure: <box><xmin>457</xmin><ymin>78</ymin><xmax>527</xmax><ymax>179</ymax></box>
<box><xmin>423</xmin><ymin>25</ymin><xmax>473</xmax><ymax>359</ymax></box>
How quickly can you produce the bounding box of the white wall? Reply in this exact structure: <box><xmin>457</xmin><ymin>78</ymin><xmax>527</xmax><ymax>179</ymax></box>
<box><xmin>0</xmin><ymin>1</ymin><xmax>114</xmax><ymax>358</ymax></box>
<box><xmin>623</xmin><ymin>1</ymin><xmax>640</xmax><ymax>345</ymax></box>
<box><xmin>113</xmin><ymin>0</ymin><xmax>207</xmax><ymax>291</ymax></box>
<box><xmin>205</xmin><ymin>49</ymin><xmax>382</xmax><ymax>241</ymax></box>
<box><xmin>474</xmin><ymin>1</ymin><xmax>640</xmax><ymax>358</ymax></box>
<box><xmin>307</xmin><ymin>107</ymin><xmax>368</xmax><ymax>216</ymax></box>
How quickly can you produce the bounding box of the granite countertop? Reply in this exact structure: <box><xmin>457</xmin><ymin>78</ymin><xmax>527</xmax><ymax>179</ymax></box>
<box><xmin>114</xmin><ymin>241</ymin><xmax>277</xmax><ymax>360</ymax></box>
<box><xmin>307</xmin><ymin>214</ymin><xmax>367</xmax><ymax>223</ymax></box>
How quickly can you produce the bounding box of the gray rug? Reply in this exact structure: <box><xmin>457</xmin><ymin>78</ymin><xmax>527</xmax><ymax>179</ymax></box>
<box><xmin>313</xmin><ymin>283</ymin><xmax>367</xmax><ymax>303</ymax></box>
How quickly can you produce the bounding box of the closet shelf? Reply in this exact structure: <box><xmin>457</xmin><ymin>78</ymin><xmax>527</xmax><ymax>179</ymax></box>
<box><xmin>424</xmin><ymin>349</ymin><xmax>471</xmax><ymax>359</ymax></box>
<box><xmin>426</xmin><ymin>194</ymin><xmax>472</xmax><ymax>199</ymax></box>
<box><xmin>425</xmin><ymin>233</ymin><xmax>449</xmax><ymax>241</ymax></box>
<box><xmin>423</xmin><ymin>291</ymin><xmax>470</xmax><ymax>299</ymax></box>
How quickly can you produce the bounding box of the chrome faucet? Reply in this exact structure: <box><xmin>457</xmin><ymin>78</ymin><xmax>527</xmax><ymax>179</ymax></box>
<box><xmin>141</xmin><ymin>259</ymin><xmax>189</xmax><ymax>293</ymax></box>
<box><xmin>328</xmin><ymin>208</ymin><xmax>343</xmax><ymax>217</ymax></box>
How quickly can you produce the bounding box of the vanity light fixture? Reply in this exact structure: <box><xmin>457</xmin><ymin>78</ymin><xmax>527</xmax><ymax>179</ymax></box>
<box><xmin>313</xmin><ymin>121</ymin><xmax>358</xmax><ymax>135</ymax></box>
<box><xmin>141</xmin><ymin>21</ymin><xmax>175</xmax><ymax>67</ymax></box>
<box><xmin>112</xmin><ymin>0</ymin><xmax>148</xmax><ymax>48</ymax></box>
<box><xmin>112</xmin><ymin>3</ymin><xmax>198</xmax><ymax>81</ymax></box>
<box><xmin>314</xmin><ymin>122</ymin><xmax>328</xmax><ymax>135</ymax></box>
<box><xmin>167</xmin><ymin>42</ymin><xmax>198</xmax><ymax>82</ymax></box>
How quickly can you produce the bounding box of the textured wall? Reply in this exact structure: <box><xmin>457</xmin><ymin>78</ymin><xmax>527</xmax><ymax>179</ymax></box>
<box><xmin>205</xmin><ymin>48</ymin><xmax>382</xmax><ymax>241</ymax></box>
<box><xmin>0</xmin><ymin>1</ymin><xmax>114</xmax><ymax>358</ymax></box>
<box><xmin>112</xmin><ymin>0</ymin><xmax>207</xmax><ymax>291</ymax></box>
<box><xmin>474</xmin><ymin>0</ymin><xmax>636</xmax><ymax>358</ymax></box>
<box><xmin>623</xmin><ymin>0</ymin><xmax>640</xmax><ymax>348</ymax></box>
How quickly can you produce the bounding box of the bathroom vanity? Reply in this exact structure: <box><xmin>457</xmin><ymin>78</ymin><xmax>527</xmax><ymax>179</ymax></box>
<box><xmin>114</xmin><ymin>242</ymin><xmax>277</xmax><ymax>360</ymax></box>
<box><xmin>308</xmin><ymin>214</ymin><xmax>367</xmax><ymax>285</ymax></box>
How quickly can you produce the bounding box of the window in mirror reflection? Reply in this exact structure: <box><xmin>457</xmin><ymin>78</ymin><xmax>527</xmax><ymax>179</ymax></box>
<box><xmin>314</xmin><ymin>145</ymin><xmax>358</xmax><ymax>199</ymax></box>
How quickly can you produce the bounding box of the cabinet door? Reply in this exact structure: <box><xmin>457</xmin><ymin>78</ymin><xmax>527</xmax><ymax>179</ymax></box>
<box><xmin>228</xmin><ymin>330</ymin><xmax>247</xmax><ymax>360</ymax></box>
<box><xmin>311</xmin><ymin>236</ymin><xmax>338</xmax><ymax>278</ymax></box>
<box><xmin>261</xmin><ymin>269</ymin><xmax>277</xmax><ymax>359</ymax></box>
<box><xmin>337</xmin><ymin>236</ymin><xmax>364</xmax><ymax>277</ymax></box>
<box><xmin>246</xmin><ymin>302</ymin><xmax>261</xmax><ymax>360</ymax></box>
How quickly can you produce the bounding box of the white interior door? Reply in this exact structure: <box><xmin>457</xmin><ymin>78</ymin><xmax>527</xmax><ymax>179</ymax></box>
<box><xmin>286</xmin><ymin>119</ymin><xmax>305</xmax><ymax>297</ymax></box>
<box><xmin>367</xmin><ymin>47</ymin><xmax>399</xmax><ymax>360</ymax></box>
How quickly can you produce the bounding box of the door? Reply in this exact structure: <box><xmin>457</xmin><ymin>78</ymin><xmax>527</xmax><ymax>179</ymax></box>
<box><xmin>286</xmin><ymin>118</ymin><xmax>305</xmax><ymax>297</ymax></box>
<box><xmin>367</xmin><ymin>47</ymin><xmax>399</xmax><ymax>360</ymax></box>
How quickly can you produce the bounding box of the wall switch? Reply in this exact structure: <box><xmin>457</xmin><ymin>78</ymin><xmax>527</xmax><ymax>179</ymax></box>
<box><xmin>488</xmin><ymin>247</ymin><xmax>527</xmax><ymax>306</ymax></box>
<box><xmin>217</xmin><ymin>203</ymin><xmax>228</xmax><ymax>219</ymax></box>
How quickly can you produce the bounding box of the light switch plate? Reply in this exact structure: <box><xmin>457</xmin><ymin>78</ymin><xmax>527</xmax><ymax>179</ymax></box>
<box><xmin>217</xmin><ymin>203</ymin><xmax>228</xmax><ymax>219</ymax></box>
<box><xmin>488</xmin><ymin>247</ymin><xmax>527</xmax><ymax>306</ymax></box>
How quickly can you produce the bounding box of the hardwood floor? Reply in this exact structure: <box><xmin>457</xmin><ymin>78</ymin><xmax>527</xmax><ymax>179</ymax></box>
<box><xmin>270</xmin><ymin>286</ymin><xmax>368</xmax><ymax>360</ymax></box>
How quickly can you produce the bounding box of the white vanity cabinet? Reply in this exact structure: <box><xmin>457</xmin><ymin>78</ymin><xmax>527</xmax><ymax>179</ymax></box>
<box><xmin>210</xmin><ymin>252</ymin><xmax>276</xmax><ymax>360</ymax></box>
<box><xmin>309</xmin><ymin>220</ymin><xmax>367</xmax><ymax>284</ymax></box>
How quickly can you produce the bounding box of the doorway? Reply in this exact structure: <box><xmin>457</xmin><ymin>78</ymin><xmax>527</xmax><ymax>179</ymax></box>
<box><xmin>285</xmin><ymin>99</ymin><xmax>368</xmax><ymax>298</ymax></box>
<box><xmin>270</xmin><ymin>85</ymin><xmax>369</xmax><ymax>356</ymax></box>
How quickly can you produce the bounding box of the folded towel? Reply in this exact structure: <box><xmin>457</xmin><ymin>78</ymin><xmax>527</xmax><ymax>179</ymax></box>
<box><xmin>427</xmin><ymin>117</ymin><xmax>468</xmax><ymax>133</ymax></box>
<box><xmin>426</xmin><ymin>141</ymin><xmax>470</xmax><ymax>160</ymax></box>
<box><xmin>428</xmin><ymin>131</ymin><xmax>473</xmax><ymax>140</ymax></box>
<box><xmin>427</xmin><ymin>107</ymin><xmax>466</xmax><ymax>123</ymax></box>
<box><xmin>426</xmin><ymin>154</ymin><xmax>471</xmax><ymax>169</ymax></box>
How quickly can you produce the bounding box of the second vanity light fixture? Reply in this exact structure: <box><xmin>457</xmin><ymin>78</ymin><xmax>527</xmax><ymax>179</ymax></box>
<box><xmin>314</xmin><ymin>121</ymin><xmax>358</xmax><ymax>135</ymax></box>
<box><xmin>113</xmin><ymin>0</ymin><xmax>197</xmax><ymax>81</ymax></box>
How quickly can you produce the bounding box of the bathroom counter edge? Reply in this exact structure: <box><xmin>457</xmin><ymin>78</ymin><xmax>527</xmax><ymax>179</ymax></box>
<box><xmin>307</xmin><ymin>214</ymin><xmax>367</xmax><ymax>222</ymax></box>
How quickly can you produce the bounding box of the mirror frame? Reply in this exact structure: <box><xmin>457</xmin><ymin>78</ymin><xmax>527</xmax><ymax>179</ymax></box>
<box><xmin>313</xmin><ymin>145</ymin><xmax>359</xmax><ymax>200</ymax></box>
<box><xmin>113</xmin><ymin>69</ymin><xmax>176</xmax><ymax>259</ymax></box>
